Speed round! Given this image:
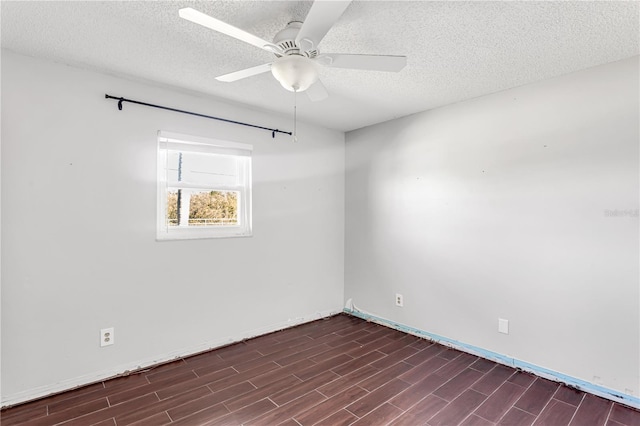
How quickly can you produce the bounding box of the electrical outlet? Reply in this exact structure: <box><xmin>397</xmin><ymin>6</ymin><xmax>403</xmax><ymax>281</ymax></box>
<box><xmin>395</xmin><ymin>293</ymin><xmax>404</xmax><ymax>307</ymax></box>
<box><xmin>100</xmin><ymin>327</ymin><xmax>114</xmax><ymax>347</ymax></box>
<box><xmin>498</xmin><ymin>318</ymin><xmax>509</xmax><ymax>334</ymax></box>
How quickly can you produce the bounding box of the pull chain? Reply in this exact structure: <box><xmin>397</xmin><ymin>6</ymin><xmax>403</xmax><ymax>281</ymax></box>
<box><xmin>293</xmin><ymin>90</ymin><xmax>298</xmax><ymax>143</ymax></box>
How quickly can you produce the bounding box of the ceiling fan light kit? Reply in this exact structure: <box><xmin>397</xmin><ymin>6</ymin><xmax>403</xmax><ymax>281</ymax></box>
<box><xmin>271</xmin><ymin>55</ymin><xmax>319</xmax><ymax>92</ymax></box>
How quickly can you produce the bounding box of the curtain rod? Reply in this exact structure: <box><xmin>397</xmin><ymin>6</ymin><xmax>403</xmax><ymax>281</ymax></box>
<box><xmin>104</xmin><ymin>94</ymin><xmax>292</xmax><ymax>138</ymax></box>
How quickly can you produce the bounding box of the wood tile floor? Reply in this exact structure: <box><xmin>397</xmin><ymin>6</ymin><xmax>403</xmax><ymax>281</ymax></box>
<box><xmin>2</xmin><ymin>314</ymin><xmax>639</xmax><ymax>426</ymax></box>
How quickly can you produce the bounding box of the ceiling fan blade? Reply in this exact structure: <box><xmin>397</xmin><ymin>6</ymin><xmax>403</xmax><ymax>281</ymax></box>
<box><xmin>306</xmin><ymin>79</ymin><xmax>329</xmax><ymax>102</ymax></box>
<box><xmin>320</xmin><ymin>54</ymin><xmax>407</xmax><ymax>72</ymax></box>
<box><xmin>179</xmin><ymin>8</ymin><xmax>282</xmax><ymax>54</ymax></box>
<box><xmin>295</xmin><ymin>1</ymin><xmax>351</xmax><ymax>48</ymax></box>
<box><xmin>216</xmin><ymin>63</ymin><xmax>272</xmax><ymax>82</ymax></box>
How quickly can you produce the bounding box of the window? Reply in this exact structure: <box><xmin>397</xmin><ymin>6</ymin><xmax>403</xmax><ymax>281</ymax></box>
<box><xmin>157</xmin><ymin>131</ymin><xmax>252</xmax><ymax>240</ymax></box>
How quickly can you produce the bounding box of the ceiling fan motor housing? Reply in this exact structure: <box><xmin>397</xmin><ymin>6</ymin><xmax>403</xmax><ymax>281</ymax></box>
<box><xmin>273</xmin><ymin>21</ymin><xmax>318</xmax><ymax>58</ymax></box>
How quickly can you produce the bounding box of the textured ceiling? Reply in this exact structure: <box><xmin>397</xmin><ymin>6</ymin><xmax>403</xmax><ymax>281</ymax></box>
<box><xmin>2</xmin><ymin>1</ymin><xmax>639</xmax><ymax>132</ymax></box>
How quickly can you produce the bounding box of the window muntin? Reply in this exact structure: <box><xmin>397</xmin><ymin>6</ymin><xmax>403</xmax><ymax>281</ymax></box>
<box><xmin>157</xmin><ymin>131</ymin><xmax>252</xmax><ymax>240</ymax></box>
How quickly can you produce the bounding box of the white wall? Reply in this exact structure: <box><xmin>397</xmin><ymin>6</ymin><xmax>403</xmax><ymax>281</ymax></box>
<box><xmin>345</xmin><ymin>57</ymin><xmax>639</xmax><ymax>398</ymax></box>
<box><xmin>0</xmin><ymin>50</ymin><xmax>345</xmax><ymax>405</ymax></box>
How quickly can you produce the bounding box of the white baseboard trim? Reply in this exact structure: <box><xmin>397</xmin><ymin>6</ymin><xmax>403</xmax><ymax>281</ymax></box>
<box><xmin>1</xmin><ymin>308</ymin><xmax>342</xmax><ymax>408</ymax></box>
<box><xmin>344</xmin><ymin>307</ymin><xmax>640</xmax><ymax>410</ymax></box>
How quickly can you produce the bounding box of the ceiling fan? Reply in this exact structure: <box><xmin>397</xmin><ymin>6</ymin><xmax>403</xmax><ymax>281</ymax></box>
<box><xmin>179</xmin><ymin>1</ymin><xmax>407</xmax><ymax>101</ymax></box>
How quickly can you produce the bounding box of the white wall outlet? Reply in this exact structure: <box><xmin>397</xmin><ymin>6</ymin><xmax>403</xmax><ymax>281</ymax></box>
<box><xmin>498</xmin><ymin>318</ymin><xmax>509</xmax><ymax>334</ymax></box>
<box><xmin>100</xmin><ymin>327</ymin><xmax>114</xmax><ymax>347</ymax></box>
<box><xmin>395</xmin><ymin>293</ymin><xmax>404</xmax><ymax>307</ymax></box>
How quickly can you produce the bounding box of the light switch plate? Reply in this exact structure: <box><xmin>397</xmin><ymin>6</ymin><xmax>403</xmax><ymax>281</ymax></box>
<box><xmin>498</xmin><ymin>318</ymin><xmax>509</xmax><ymax>334</ymax></box>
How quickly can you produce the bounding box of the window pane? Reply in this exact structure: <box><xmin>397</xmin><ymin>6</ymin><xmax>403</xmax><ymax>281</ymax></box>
<box><xmin>167</xmin><ymin>190</ymin><xmax>178</xmax><ymax>226</ymax></box>
<box><xmin>167</xmin><ymin>189</ymin><xmax>238</xmax><ymax>227</ymax></box>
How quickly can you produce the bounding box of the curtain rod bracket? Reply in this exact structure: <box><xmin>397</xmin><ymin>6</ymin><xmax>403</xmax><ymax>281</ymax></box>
<box><xmin>105</xmin><ymin>94</ymin><xmax>292</xmax><ymax>138</ymax></box>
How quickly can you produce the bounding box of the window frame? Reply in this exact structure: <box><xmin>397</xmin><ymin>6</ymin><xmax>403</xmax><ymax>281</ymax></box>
<box><xmin>156</xmin><ymin>131</ymin><xmax>253</xmax><ymax>241</ymax></box>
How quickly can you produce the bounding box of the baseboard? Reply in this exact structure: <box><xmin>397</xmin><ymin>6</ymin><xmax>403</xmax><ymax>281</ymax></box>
<box><xmin>1</xmin><ymin>308</ymin><xmax>343</xmax><ymax>408</ymax></box>
<box><xmin>343</xmin><ymin>307</ymin><xmax>640</xmax><ymax>410</ymax></box>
